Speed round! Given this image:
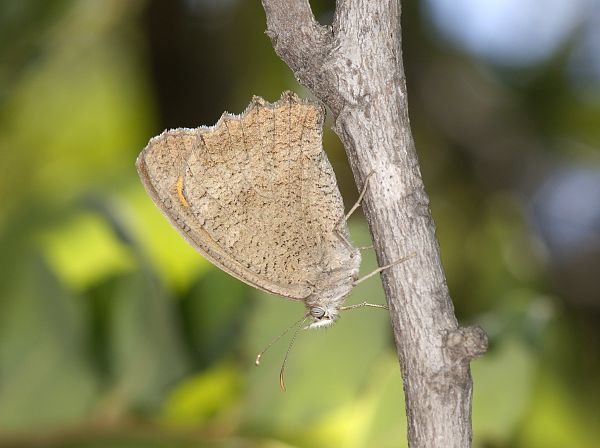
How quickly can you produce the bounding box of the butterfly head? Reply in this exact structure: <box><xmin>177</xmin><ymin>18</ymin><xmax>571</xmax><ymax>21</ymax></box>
<box><xmin>306</xmin><ymin>305</ymin><xmax>339</xmax><ymax>329</ymax></box>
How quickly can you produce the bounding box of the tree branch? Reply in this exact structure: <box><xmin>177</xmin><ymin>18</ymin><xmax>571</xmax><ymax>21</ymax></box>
<box><xmin>262</xmin><ymin>0</ymin><xmax>487</xmax><ymax>447</ymax></box>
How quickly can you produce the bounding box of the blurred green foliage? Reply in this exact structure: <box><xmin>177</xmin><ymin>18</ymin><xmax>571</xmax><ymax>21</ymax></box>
<box><xmin>1</xmin><ymin>0</ymin><xmax>599</xmax><ymax>447</ymax></box>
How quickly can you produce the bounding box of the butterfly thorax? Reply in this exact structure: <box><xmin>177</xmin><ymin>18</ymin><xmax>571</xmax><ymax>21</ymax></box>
<box><xmin>304</xmin><ymin>248</ymin><xmax>361</xmax><ymax>329</ymax></box>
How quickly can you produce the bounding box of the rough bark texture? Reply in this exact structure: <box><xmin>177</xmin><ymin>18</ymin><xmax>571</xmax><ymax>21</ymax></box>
<box><xmin>261</xmin><ymin>1</ymin><xmax>488</xmax><ymax>447</ymax></box>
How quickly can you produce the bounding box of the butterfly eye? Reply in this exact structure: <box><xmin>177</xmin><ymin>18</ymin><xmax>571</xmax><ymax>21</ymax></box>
<box><xmin>310</xmin><ymin>307</ymin><xmax>326</xmax><ymax>319</ymax></box>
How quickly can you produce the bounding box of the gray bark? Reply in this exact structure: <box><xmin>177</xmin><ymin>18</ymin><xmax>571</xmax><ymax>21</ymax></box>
<box><xmin>260</xmin><ymin>1</ymin><xmax>488</xmax><ymax>447</ymax></box>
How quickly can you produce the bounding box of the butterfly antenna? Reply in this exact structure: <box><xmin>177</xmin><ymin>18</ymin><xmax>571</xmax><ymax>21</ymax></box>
<box><xmin>279</xmin><ymin>316</ymin><xmax>308</xmax><ymax>392</ymax></box>
<box><xmin>255</xmin><ymin>314</ymin><xmax>307</xmax><ymax>367</ymax></box>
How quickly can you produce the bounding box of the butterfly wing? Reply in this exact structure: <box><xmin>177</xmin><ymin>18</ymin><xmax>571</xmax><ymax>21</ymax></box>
<box><xmin>136</xmin><ymin>92</ymin><xmax>352</xmax><ymax>300</ymax></box>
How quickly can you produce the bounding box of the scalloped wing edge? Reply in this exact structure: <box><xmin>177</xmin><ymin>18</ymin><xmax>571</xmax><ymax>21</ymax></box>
<box><xmin>135</xmin><ymin>99</ymin><xmax>319</xmax><ymax>300</ymax></box>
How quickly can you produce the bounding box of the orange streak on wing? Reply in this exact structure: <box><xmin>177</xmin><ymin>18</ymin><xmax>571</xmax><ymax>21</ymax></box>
<box><xmin>176</xmin><ymin>176</ymin><xmax>190</xmax><ymax>208</ymax></box>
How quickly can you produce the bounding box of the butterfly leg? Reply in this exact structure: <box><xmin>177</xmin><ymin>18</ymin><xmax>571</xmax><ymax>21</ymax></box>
<box><xmin>335</xmin><ymin>229</ymin><xmax>355</xmax><ymax>253</ymax></box>
<box><xmin>340</xmin><ymin>301</ymin><xmax>388</xmax><ymax>311</ymax></box>
<box><xmin>357</xmin><ymin>244</ymin><xmax>374</xmax><ymax>251</ymax></box>
<box><xmin>334</xmin><ymin>171</ymin><xmax>375</xmax><ymax>252</ymax></box>
<box><xmin>353</xmin><ymin>252</ymin><xmax>416</xmax><ymax>286</ymax></box>
<box><xmin>338</xmin><ymin>171</ymin><xmax>375</xmax><ymax>225</ymax></box>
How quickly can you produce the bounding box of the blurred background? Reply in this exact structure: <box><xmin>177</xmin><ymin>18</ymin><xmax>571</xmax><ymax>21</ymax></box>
<box><xmin>1</xmin><ymin>0</ymin><xmax>599</xmax><ymax>447</ymax></box>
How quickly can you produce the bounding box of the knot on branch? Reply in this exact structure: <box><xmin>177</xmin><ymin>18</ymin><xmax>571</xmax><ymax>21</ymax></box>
<box><xmin>444</xmin><ymin>326</ymin><xmax>488</xmax><ymax>363</ymax></box>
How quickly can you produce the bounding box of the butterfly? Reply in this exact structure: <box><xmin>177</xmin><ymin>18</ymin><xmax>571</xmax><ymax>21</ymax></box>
<box><xmin>136</xmin><ymin>91</ymin><xmax>409</xmax><ymax>389</ymax></box>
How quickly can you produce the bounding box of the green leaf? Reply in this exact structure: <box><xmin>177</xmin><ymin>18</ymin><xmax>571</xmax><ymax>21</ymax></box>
<box><xmin>161</xmin><ymin>361</ymin><xmax>241</xmax><ymax>427</ymax></box>
<box><xmin>100</xmin><ymin>270</ymin><xmax>191</xmax><ymax>414</ymax></box>
<box><xmin>0</xmin><ymin>252</ymin><xmax>98</xmax><ymax>430</ymax></box>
